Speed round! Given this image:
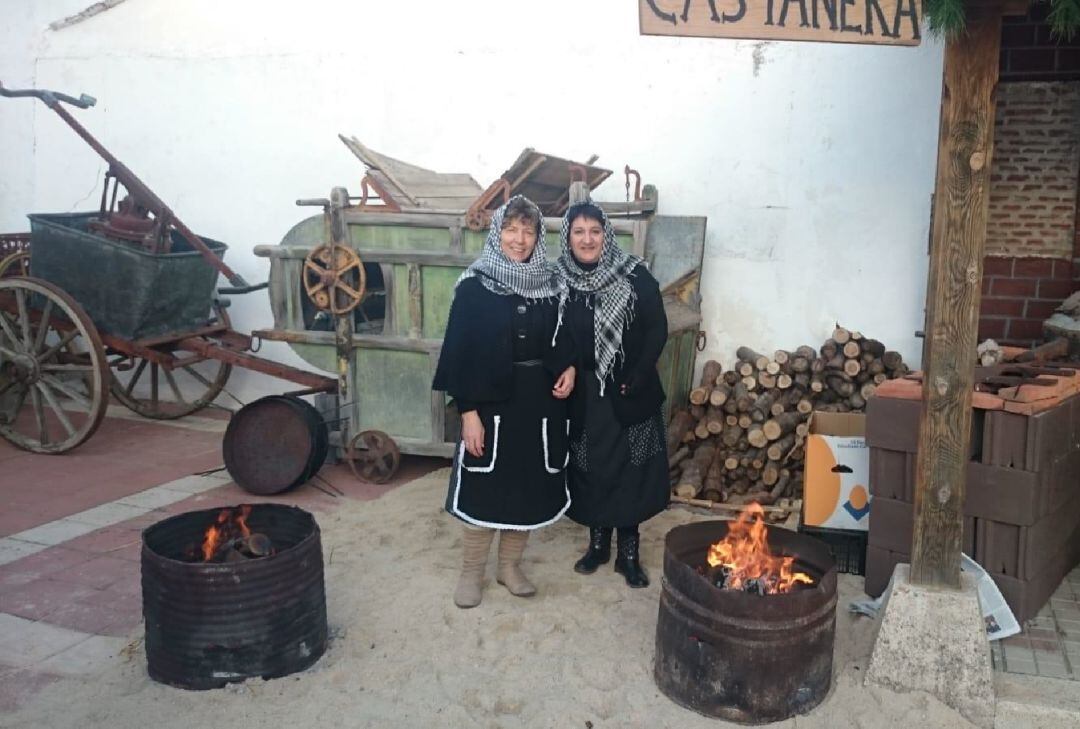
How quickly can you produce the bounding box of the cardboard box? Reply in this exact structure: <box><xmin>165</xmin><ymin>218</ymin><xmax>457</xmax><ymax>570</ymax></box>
<box><xmin>803</xmin><ymin>411</ymin><xmax>871</xmax><ymax>531</ymax></box>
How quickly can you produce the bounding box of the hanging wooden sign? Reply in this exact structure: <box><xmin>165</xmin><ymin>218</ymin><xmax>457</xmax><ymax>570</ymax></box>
<box><xmin>639</xmin><ymin>0</ymin><xmax>921</xmax><ymax>45</ymax></box>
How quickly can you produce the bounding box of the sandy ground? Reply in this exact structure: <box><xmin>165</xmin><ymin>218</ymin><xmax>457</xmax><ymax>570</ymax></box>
<box><xmin>2</xmin><ymin>468</ymin><xmax>974</xmax><ymax>729</ymax></box>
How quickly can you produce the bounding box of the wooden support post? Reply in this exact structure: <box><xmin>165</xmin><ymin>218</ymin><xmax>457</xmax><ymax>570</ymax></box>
<box><xmin>911</xmin><ymin>6</ymin><xmax>1002</xmax><ymax>589</ymax></box>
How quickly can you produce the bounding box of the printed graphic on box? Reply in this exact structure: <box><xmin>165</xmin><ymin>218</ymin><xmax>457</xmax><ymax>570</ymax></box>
<box><xmin>804</xmin><ymin>426</ymin><xmax>871</xmax><ymax>531</ymax></box>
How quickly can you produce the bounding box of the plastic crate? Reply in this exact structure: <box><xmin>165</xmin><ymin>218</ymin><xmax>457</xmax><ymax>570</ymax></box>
<box><xmin>798</xmin><ymin>524</ymin><xmax>868</xmax><ymax>576</ymax></box>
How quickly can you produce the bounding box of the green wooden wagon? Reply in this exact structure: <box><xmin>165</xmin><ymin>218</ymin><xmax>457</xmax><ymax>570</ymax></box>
<box><xmin>253</xmin><ymin>147</ymin><xmax>706</xmax><ymax>473</ymax></box>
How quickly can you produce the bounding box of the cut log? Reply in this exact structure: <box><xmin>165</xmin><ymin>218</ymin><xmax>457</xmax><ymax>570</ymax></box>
<box><xmin>736</xmin><ymin>346</ymin><xmax>764</xmax><ymax>365</ymax></box>
<box><xmin>763</xmin><ymin>411</ymin><xmax>801</xmax><ymax>441</ymax></box>
<box><xmin>843</xmin><ymin>359</ymin><xmax>862</xmax><ymax>377</ymax></box>
<box><xmin>773</xmin><ymin>350</ymin><xmax>790</xmax><ymax>365</ymax></box>
<box><xmin>667</xmin><ymin>411</ymin><xmax>695</xmax><ymax>456</ymax></box>
<box><xmin>709</xmin><ymin>383</ymin><xmax>731</xmax><ymax>407</ymax></box>
<box><xmin>776</xmin><ymin>373</ymin><xmax>793</xmax><ymax>390</ymax></box>
<box><xmin>790</xmin><ymin>356</ymin><xmax>810</xmax><ymax>373</ymax></box>
<box><xmin>738</xmin><ymin>413</ymin><xmax>753</xmax><ymax>429</ymax></box>
<box><xmin>747</xmin><ymin>427</ymin><xmax>768</xmax><ymax>448</ymax></box>
<box><xmin>721</xmin><ymin>424</ymin><xmax>742</xmax><ymax>447</ymax></box>
<box><xmin>860</xmin><ymin>383</ymin><xmax>877</xmax><ymax>400</ymax></box>
<box><xmin>765</xmin><ymin>361</ymin><xmax>781</xmax><ymax>375</ymax></box>
<box><xmin>796</xmin><ymin>397</ymin><xmax>814</xmax><ymax>415</ymax></box>
<box><xmin>761</xmin><ymin>461</ymin><xmax>781</xmax><ymax>486</ymax></box>
<box><xmin>690</xmin><ymin>360</ymin><xmax>723</xmax><ymax>405</ymax></box>
<box><xmin>722</xmin><ymin>370</ymin><xmax>740</xmax><ymax>386</ymax></box>
<box><xmin>796</xmin><ymin>345</ymin><xmax>817</xmax><ymax>360</ymax></box>
<box><xmin>882</xmin><ymin>350</ymin><xmax>904</xmax><ymax>370</ymax></box>
<box><xmin>861</xmin><ymin>339</ymin><xmax>886</xmax><ymax>358</ymax></box>
<box><xmin>741</xmin><ymin>376</ymin><xmax>758</xmax><ymax>391</ymax></box>
<box><xmin>669</xmin><ymin>446</ymin><xmax>690</xmax><ymax>469</ymax></box>
<box><xmin>758</xmin><ymin>372</ymin><xmax>777</xmax><ymax>389</ymax></box>
<box><xmin>842</xmin><ymin>341</ymin><xmax>861</xmax><ymax>358</ymax></box>
<box><xmin>706</xmin><ymin>406</ymin><xmax>725</xmax><ymax>434</ymax></box>
<box><xmin>832</xmin><ymin>327</ymin><xmax>851</xmax><ymax>344</ymax></box>
<box><xmin>766</xmin><ymin>433</ymin><xmax>797</xmax><ymax>462</ymax></box>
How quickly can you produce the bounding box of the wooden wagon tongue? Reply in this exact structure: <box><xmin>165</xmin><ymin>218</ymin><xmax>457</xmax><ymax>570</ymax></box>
<box><xmin>703</xmin><ymin>502</ymin><xmax>814</xmax><ymax>594</ymax></box>
<box><xmin>193</xmin><ymin>505</ymin><xmax>276</xmax><ymax>563</ymax></box>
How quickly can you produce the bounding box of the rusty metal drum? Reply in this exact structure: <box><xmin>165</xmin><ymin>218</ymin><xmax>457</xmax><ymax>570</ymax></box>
<box><xmin>654</xmin><ymin>521</ymin><xmax>837</xmax><ymax>724</ymax></box>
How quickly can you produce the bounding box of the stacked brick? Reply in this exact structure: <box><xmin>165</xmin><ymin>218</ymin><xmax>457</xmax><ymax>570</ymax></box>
<box><xmin>979</xmin><ymin>256</ymin><xmax>1076</xmax><ymax>345</ymax></box>
<box><xmin>864</xmin><ymin>392</ymin><xmax>1080</xmax><ymax>623</ymax></box>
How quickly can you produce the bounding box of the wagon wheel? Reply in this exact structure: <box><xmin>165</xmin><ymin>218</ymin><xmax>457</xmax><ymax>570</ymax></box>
<box><xmin>303</xmin><ymin>244</ymin><xmax>366</xmax><ymax>315</ymax></box>
<box><xmin>0</xmin><ymin>277</ymin><xmax>109</xmax><ymax>453</ymax></box>
<box><xmin>346</xmin><ymin>429</ymin><xmax>400</xmax><ymax>484</ymax></box>
<box><xmin>0</xmin><ymin>251</ymin><xmax>30</xmax><ymax>279</ymax></box>
<box><xmin>109</xmin><ymin>301</ymin><xmax>233</xmax><ymax>420</ymax></box>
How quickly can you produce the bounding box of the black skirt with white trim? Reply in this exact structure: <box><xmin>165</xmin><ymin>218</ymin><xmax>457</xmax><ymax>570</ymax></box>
<box><xmin>445</xmin><ymin>361</ymin><xmax>570</xmax><ymax>530</ymax></box>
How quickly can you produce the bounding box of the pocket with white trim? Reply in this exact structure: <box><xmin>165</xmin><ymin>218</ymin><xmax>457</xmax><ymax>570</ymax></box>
<box><xmin>462</xmin><ymin>414</ymin><xmax>500</xmax><ymax>473</ymax></box>
<box><xmin>541</xmin><ymin>417</ymin><xmax>570</xmax><ymax>474</ymax></box>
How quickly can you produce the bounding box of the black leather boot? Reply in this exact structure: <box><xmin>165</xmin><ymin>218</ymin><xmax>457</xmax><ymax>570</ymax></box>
<box><xmin>614</xmin><ymin>527</ymin><xmax>649</xmax><ymax>588</ymax></box>
<box><xmin>573</xmin><ymin>527</ymin><xmax>612</xmax><ymax>574</ymax></box>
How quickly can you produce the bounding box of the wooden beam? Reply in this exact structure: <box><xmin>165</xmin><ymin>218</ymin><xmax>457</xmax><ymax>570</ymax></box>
<box><xmin>910</xmin><ymin>5</ymin><xmax>1002</xmax><ymax>589</ymax></box>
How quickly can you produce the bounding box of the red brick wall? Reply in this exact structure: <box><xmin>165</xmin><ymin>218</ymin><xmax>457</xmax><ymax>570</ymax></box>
<box><xmin>985</xmin><ymin>82</ymin><xmax>1080</xmax><ymax>260</ymax></box>
<box><xmin>975</xmin><ymin>10</ymin><xmax>1080</xmax><ymax>347</ymax></box>
<box><xmin>980</xmin><ymin>255</ymin><xmax>1078</xmax><ymax>346</ymax></box>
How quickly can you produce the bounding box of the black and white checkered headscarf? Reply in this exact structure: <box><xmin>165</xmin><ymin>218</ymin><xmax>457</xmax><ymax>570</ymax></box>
<box><xmin>555</xmin><ymin>199</ymin><xmax>643</xmax><ymax>396</ymax></box>
<box><xmin>458</xmin><ymin>195</ymin><xmax>562</xmax><ymax>300</ymax></box>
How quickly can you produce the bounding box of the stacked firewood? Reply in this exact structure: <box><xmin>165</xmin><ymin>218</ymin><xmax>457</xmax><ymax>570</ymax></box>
<box><xmin>668</xmin><ymin>326</ymin><xmax>909</xmax><ymax>506</ymax></box>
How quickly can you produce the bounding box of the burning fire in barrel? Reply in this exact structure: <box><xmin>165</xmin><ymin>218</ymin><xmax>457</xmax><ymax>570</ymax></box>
<box><xmin>655</xmin><ymin>505</ymin><xmax>837</xmax><ymax>723</ymax></box>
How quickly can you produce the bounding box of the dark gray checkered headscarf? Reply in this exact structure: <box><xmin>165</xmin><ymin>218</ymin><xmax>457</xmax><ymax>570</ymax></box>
<box><xmin>555</xmin><ymin>200</ymin><xmax>643</xmax><ymax>396</ymax></box>
<box><xmin>458</xmin><ymin>195</ymin><xmax>562</xmax><ymax>300</ymax></box>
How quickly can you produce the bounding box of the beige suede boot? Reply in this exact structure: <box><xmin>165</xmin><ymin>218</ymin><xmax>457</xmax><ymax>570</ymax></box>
<box><xmin>496</xmin><ymin>530</ymin><xmax>537</xmax><ymax>597</ymax></box>
<box><xmin>454</xmin><ymin>526</ymin><xmax>495</xmax><ymax>608</ymax></box>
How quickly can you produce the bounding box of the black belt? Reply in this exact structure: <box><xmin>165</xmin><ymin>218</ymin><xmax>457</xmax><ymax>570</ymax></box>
<box><xmin>513</xmin><ymin>359</ymin><xmax>543</xmax><ymax>367</ymax></box>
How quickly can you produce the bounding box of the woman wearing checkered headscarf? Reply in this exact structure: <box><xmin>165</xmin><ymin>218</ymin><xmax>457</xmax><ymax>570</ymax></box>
<box><xmin>555</xmin><ymin>200</ymin><xmax>670</xmax><ymax>589</ymax></box>
<box><xmin>433</xmin><ymin>195</ymin><xmax>577</xmax><ymax>609</ymax></box>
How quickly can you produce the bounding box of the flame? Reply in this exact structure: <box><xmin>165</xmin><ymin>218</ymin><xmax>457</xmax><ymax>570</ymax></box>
<box><xmin>706</xmin><ymin>503</ymin><xmax>814</xmax><ymax>594</ymax></box>
<box><xmin>200</xmin><ymin>506</ymin><xmax>253</xmax><ymax>562</ymax></box>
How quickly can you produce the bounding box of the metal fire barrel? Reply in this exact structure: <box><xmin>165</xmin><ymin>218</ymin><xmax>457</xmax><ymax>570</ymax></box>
<box><xmin>142</xmin><ymin>504</ymin><xmax>327</xmax><ymax>690</ymax></box>
<box><xmin>654</xmin><ymin>521</ymin><xmax>837</xmax><ymax>724</ymax></box>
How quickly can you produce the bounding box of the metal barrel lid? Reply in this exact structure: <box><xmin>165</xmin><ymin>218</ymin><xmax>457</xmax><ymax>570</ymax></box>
<box><xmin>223</xmin><ymin>395</ymin><xmax>322</xmax><ymax>495</ymax></box>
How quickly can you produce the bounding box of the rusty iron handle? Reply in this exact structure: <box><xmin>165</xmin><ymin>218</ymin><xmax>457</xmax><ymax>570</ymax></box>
<box><xmin>0</xmin><ymin>81</ymin><xmax>96</xmax><ymax>109</ymax></box>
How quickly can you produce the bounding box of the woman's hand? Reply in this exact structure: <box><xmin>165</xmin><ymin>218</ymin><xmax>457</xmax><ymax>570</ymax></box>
<box><xmin>552</xmin><ymin>366</ymin><xmax>576</xmax><ymax>399</ymax></box>
<box><xmin>461</xmin><ymin>411</ymin><xmax>485</xmax><ymax>458</ymax></box>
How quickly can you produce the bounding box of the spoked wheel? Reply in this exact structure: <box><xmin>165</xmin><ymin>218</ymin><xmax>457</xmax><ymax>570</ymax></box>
<box><xmin>109</xmin><ymin>302</ymin><xmax>233</xmax><ymax>420</ymax></box>
<box><xmin>0</xmin><ymin>251</ymin><xmax>30</xmax><ymax>279</ymax></box>
<box><xmin>346</xmin><ymin>429</ymin><xmax>401</xmax><ymax>484</ymax></box>
<box><xmin>0</xmin><ymin>277</ymin><xmax>109</xmax><ymax>453</ymax></box>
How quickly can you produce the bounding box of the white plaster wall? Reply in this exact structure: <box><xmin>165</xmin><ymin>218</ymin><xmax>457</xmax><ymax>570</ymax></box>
<box><xmin>1</xmin><ymin>0</ymin><xmax>943</xmax><ymax>402</ymax></box>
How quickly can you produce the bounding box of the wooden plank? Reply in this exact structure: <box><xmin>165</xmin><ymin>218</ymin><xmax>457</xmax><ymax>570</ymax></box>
<box><xmin>910</xmin><ymin>6</ymin><xmax>1002</xmax><ymax>589</ymax></box>
<box><xmin>639</xmin><ymin>0</ymin><xmax>921</xmax><ymax>45</ymax></box>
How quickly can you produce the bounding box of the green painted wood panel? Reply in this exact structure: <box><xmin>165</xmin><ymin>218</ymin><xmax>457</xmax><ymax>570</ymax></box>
<box><xmin>280</xmin><ymin>214</ymin><xmax>325</xmax><ymax>246</ymax></box>
<box><xmin>390</xmin><ymin>264</ymin><xmax>411</xmax><ymax>336</ymax></box>
<box><xmin>291</xmin><ymin>342</ymin><xmax>337</xmax><ymax>373</ymax></box>
<box><xmin>462</xmin><ymin>230</ymin><xmax>486</xmax><ymax>254</ymax></box>
<box><xmin>422</xmin><ymin>266</ymin><xmax>465</xmax><ymax>339</ymax></box>
<box><xmin>350</xmin><ymin>224</ymin><xmax>451</xmax><ymax>251</ymax></box>
<box><xmin>352</xmin><ymin>348</ymin><xmax>434</xmax><ymax>440</ymax></box>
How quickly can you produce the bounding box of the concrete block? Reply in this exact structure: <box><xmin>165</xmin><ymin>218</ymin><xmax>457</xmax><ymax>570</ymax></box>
<box><xmin>866</xmin><ymin>564</ymin><xmax>995</xmax><ymax>728</ymax></box>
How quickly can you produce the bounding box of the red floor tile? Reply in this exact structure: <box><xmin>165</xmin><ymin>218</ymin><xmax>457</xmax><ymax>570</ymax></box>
<box><xmin>0</xmin><ymin>547</ymin><xmax>94</xmax><ymax>588</ymax></box>
<box><xmin>0</xmin><ymin>578</ymin><xmax>98</xmax><ymax>620</ymax></box>
<box><xmin>48</xmin><ymin>555</ymin><xmax>134</xmax><ymax>590</ymax></box>
<box><xmin>62</xmin><ymin>526</ymin><xmax>143</xmax><ymax>556</ymax></box>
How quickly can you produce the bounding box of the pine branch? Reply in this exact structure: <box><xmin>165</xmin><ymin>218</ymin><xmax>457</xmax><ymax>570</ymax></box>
<box><xmin>923</xmin><ymin>0</ymin><xmax>968</xmax><ymax>38</ymax></box>
<box><xmin>1047</xmin><ymin>0</ymin><xmax>1080</xmax><ymax>40</ymax></box>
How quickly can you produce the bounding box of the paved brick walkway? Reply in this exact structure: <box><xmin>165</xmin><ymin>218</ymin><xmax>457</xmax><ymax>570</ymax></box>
<box><xmin>0</xmin><ymin>410</ymin><xmax>442</xmax><ymax>711</ymax></box>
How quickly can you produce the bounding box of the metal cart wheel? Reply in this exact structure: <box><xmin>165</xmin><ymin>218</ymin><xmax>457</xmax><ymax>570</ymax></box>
<box><xmin>0</xmin><ymin>251</ymin><xmax>30</xmax><ymax>279</ymax></box>
<box><xmin>346</xmin><ymin>429</ymin><xmax>401</xmax><ymax>484</ymax></box>
<box><xmin>109</xmin><ymin>301</ymin><xmax>233</xmax><ymax>420</ymax></box>
<box><xmin>0</xmin><ymin>277</ymin><xmax>109</xmax><ymax>453</ymax></box>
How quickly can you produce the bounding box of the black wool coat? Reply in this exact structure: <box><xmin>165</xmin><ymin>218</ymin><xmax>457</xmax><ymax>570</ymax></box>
<box><xmin>563</xmin><ymin>264</ymin><xmax>668</xmax><ymax>426</ymax></box>
<box><xmin>432</xmin><ymin>277</ymin><xmax>575</xmax><ymax>411</ymax></box>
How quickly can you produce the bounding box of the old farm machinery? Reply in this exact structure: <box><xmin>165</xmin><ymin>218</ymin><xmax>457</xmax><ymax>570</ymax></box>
<box><xmin>0</xmin><ymin>83</ymin><xmax>336</xmax><ymax>464</ymax></box>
